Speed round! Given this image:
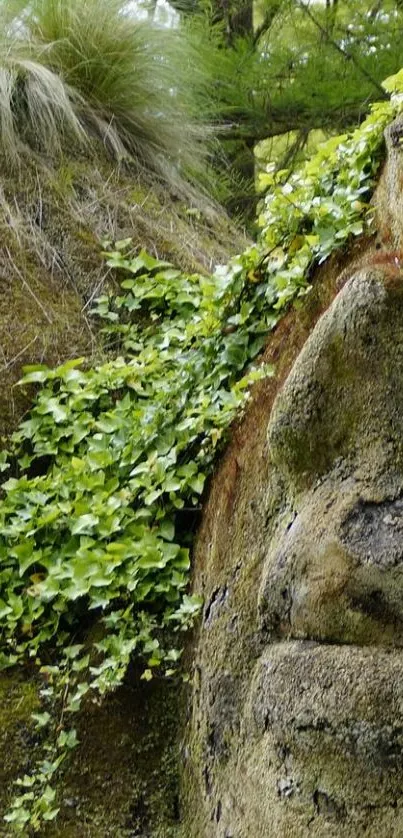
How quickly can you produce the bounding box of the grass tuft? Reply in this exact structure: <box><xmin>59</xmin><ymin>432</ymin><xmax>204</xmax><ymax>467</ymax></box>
<box><xmin>0</xmin><ymin>0</ymin><xmax>210</xmax><ymax>188</ymax></box>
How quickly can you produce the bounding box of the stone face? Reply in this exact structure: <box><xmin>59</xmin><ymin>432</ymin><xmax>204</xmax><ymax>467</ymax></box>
<box><xmin>182</xmin><ymin>266</ymin><xmax>403</xmax><ymax>836</ymax></box>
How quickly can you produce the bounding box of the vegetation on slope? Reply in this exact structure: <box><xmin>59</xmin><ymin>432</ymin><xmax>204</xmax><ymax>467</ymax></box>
<box><xmin>0</xmin><ymin>0</ymin><xmax>247</xmax><ymax>439</ymax></box>
<box><xmin>0</xmin><ymin>148</ymin><xmax>243</xmax><ymax>449</ymax></box>
<box><xmin>1</xmin><ymin>65</ymin><xmax>403</xmax><ymax>829</ymax></box>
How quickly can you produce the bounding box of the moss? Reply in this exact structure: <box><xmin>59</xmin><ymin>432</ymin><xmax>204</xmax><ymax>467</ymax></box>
<box><xmin>0</xmin><ymin>672</ymin><xmax>39</xmax><ymax>835</ymax></box>
<box><xmin>0</xmin><ymin>671</ymin><xmax>183</xmax><ymax>837</ymax></box>
<box><xmin>40</xmin><ymin>677</ymin><xmax>184</xmax><ymax>838</ymax></box>
<box><xmin>0</xmin><ymin>232</ymin><xmax>95</xmax><ymax>438</ymax></box>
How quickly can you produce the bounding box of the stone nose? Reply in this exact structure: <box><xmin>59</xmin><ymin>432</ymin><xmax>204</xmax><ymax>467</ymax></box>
<box><xmin>258</xmin><ymin>488</ymin><xmax>403</xmax><ymax>648</ymax></box>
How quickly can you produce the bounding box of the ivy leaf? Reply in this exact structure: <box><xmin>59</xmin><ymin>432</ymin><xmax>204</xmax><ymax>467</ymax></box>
<box><xmin>57</xmin><ymin>729</ymin><xmax>79</xmax><ymax>750</ymax></box>
<box><xmin>42</xmin><ymin>807</ymin><xmax>60</xmax><ymax>822</ymax></box>
<box><xmin>159</xmin><ymin>519</ymin><xmax>175</xmax><ymax>541</ymax></box>
<box><xmin>0</xmin><ymin>599</ymin><xmax>12</xmax><ymax>619</ymax></box>
<box><xmin>71</xmin><ymin>514</ymin><xmax>99</xmax><ymax>535</ymax></box>
<box><xmin>141</xmin><ymin>669</ymin><xmax>153</xmax><ymax>681</ymax></box>
<box><xmin>188</xmin><ymin>474</ymin><xmax>205</xmax><ymax>495</ymax></box>
<box><xmin>32</xmin><ymin>712</ymin><xmax>51</xmax><ymax>729</ymax></box>
<box><xmin>20</xmin><ymin>365</ymin><xmax>50</xmax><ymax>384</ymax></box>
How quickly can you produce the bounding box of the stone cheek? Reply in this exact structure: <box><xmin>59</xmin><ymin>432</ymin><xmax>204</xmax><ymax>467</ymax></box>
<box><xmin>258</xmin><ymin>480</ymin><xmax>403</xmax><ymax>648</ymax></box>
<box><xmin>267</xmin><ymin>269</ymin><xmax>403</xmax><ymax>488</ymax></box>
<box><xmin>260</xmin><ymin>270</ymin><xmax>403</xmax><ymax>651</ymax></box>
<box><xmin>183</xmin><ymin>269</ymin><xmax>403</xmax><ymax>837</ymax></box>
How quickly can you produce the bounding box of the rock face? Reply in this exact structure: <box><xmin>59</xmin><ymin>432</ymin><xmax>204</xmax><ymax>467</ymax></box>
<box><xmin>182</xmin><ymin>260</ymin><xmax>403</xmax><ymax>835</ymax></box>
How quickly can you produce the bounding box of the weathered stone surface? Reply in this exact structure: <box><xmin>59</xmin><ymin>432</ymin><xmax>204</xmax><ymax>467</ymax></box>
<box><xmin>182</xmin><ymin>264</ymin><xmax>403</xmax><ymax>836</ymax></box>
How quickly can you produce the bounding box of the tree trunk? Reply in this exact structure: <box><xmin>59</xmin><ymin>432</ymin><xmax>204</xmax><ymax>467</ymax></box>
<box><xmin>212</xmin><ymin>0</ymin><xmax>253</xmax><ymax>42</ymax></box>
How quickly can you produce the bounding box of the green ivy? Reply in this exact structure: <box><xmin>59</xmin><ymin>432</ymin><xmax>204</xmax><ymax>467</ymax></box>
<box><xmin>1</xmin><ymin>73</ymin><xmax>403</xmax><ymax>831</ymax></box>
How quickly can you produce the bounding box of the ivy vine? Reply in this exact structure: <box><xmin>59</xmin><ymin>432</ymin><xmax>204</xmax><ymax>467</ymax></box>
<box><xmin>1</xmin><ymin>73</ymin><xmax>403</xmax><ymax>832</ymax></box>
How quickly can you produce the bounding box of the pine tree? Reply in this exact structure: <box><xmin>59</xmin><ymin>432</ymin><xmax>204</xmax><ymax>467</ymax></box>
<box><xmin>176</xmin><ymin>0</ymin><xmax>403</xmax><ymax>219</ymax></box>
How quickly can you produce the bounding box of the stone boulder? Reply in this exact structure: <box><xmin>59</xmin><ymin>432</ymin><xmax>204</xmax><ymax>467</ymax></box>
<box><xmin>181</xmin><ymin>121</ymin><xmax>403</xmax><ymax>836</ymax></box>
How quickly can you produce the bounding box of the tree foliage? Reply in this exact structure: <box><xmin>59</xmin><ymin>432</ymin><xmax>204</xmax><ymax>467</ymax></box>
<box><xmin>177</xmin><ymin>0</ymin><xmax>403</xmax><ymax>215</ymax></box>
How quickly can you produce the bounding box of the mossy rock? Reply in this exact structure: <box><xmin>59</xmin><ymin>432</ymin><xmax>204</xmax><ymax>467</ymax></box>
<box><xmin>0</xmin><ymin>672</ymin><xmax>39</xmax><ymax>835</ymax></box>
<box><xmin>46</xmin><ymin>678</ymin><xmax>183</xmax><ymax>838</ymax></box>
<box><xmin>180</xmin><ymin>122</ymin><xmax>403</xmax><ymax>835</ymax></box>
<box><xmin>0</xmin><ymin>671</ymin><xmax>184</xmax><ymax>837</ymax></box>
<box><xmin>181</xmin><ymin>265</ymin><xmax>403</xmax><ymax>837</ymax></box>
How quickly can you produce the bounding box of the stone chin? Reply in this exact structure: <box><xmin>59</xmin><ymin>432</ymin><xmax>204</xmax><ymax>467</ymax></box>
<box><xmin>233</xmin><ymin>640</ymin><xmax>403</xmax><ymax>837</ymax></box>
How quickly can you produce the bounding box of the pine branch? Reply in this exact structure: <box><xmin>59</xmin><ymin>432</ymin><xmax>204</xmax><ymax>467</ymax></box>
<box><xmin>298</xmin><ymin>1</ymin><xmax>389</xmax><ymax>101</ymax></box>
<box><xmin>253</xmin><ymin>0</ymin><xmax>285</xmax><ymax>46</ymax></box>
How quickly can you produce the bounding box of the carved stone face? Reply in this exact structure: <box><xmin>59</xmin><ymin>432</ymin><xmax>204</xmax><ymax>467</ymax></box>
<box><xmin>244</xmin><ymin>269</ymin><xmax>403</xmax><ymax>837</ymax></box>
<box><xmin>184</xmin><ymin>269</ymin><xmax>403</xmax><ymax>837</ymax></box>
<box><xmin>261</xmin><ymin>269</ymin><xmax>403</xmax><ymax>650</ymax></box>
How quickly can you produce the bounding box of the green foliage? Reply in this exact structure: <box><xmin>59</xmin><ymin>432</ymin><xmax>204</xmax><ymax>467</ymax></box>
<box><xmin>185</xmin><ymin>1</ymin><xmax>403</xmax><ymax>216</ymax></box>
<box><xmin>0</xmin><ymin>252</ymin><xmax>270</xmax><ymax>831</ymax></box>
<box><xmin>0</xmin><ymin>0</ymin><xmax>210</xmax><ymax>188</ymax></box>
<box><xmin>1</xmin><ymin>80</ymin><xmax>403</xmax><ymax>830</ymax></box>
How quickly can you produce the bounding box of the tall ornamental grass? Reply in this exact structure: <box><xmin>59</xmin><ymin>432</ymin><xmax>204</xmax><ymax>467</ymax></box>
<box><xmin>0</xmin><ymin>0</ymin><xmax>210</xmax><ymax>185</ymax></box>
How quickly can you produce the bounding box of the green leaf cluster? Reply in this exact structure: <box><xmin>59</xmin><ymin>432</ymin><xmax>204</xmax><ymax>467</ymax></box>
<box><xmin>2</xmin><ymin>81</ymin><xmax>403</xmax><ymax>830</ymax></box>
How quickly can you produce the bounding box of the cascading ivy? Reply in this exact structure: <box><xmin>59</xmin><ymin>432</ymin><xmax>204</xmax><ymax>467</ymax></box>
<box><xmin>1</xmin><ymin>73</ymin><xmax>403</xmax><ymax>832</ymax></box>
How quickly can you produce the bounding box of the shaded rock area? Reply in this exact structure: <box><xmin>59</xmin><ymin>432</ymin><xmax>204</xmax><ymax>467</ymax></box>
<box><xmin>0</xmin><ymin>671</ymin><xmax>39</xmax><ymax>828</ymax></box>
<box><xmin>0</xmin><ymin>671</ymin><xmax>183</xmax><ymax>838</ymax></box>
<box><xmin>181</xmin><ymin>123</ymin><xmax>403</xmax><ymax>836</ymax></box>
<box><xmin>45</xmin><ymin>677</ymin><xmax>183</xmax><ymax>838</ymax></box>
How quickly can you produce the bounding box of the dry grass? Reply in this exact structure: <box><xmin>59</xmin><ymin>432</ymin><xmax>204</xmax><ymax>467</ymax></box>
<box><xmin>0</xmin><ymin>147</ymin><xmax>248</xmax><ymax>437</ymax></box>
